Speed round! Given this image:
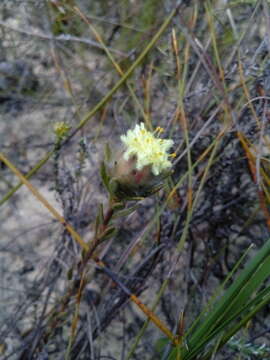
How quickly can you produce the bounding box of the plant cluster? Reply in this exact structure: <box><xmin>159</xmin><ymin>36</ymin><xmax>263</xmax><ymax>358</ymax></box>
<box><xmin>0</xmin><ymin>1</ymin><xmax>270</xmax><ymax>359</ymax></box>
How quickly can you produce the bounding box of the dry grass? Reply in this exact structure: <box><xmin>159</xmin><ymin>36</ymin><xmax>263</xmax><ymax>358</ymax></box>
<box><xmin>1</xmin><ymin>1</ymin><xmax>270</xmax><ymax>359</ymax></box>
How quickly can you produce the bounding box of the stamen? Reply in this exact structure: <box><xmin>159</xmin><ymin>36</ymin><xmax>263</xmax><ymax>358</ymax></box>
<box><xmin>155</xmin><ymin>126</ymin><xmax>165</xmax><ymax>135</ymax></box>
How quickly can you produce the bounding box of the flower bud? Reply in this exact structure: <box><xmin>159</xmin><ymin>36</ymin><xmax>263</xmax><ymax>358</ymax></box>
<box><xmin>53</xmin><ymin>121</ymin><xmax>71</xmax><ymax>140</ymax></box>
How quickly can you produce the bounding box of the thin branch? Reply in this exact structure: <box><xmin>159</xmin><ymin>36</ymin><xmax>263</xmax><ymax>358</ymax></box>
<box><xmin>0</xmin><ymin>20</ymin><xmax>128</xmax><ymax>57</ymax></box>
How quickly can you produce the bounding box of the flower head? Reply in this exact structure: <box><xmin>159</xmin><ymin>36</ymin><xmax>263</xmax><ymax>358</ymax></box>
<box><xmin>120</xmin><ymin>123</ymin><xmax>174</xmax><ymax>176</ymax></box>
<box><xmin>54</xmin><ymin>122</ymin><xmax>71</xmax><ymax>140</ymax></box>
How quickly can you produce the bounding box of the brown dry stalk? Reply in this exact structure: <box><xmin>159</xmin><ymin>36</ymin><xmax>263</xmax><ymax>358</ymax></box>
<box><xmin>237</xmin><ymin>132</ymin><xmax>270</xmax><ymax>229</ymax></box>
<box><xmin>1</xmin><ymin>152</ymin><xmax>177</xmax><ymax>349</ymax></box>
<box><xmin>0</xmin><ymin>152</ymin><xmax>88</xmax><ymax>250</ymax></box>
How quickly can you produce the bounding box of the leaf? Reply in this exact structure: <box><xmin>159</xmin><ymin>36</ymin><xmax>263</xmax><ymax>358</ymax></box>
<box><xmin>165</xmin><ymin>237</ymin><xmax>270</xmax><ymax>359</ymax></box>
<box><xmin>108</xmin><ymin>179</ymin><xmax>119</xmax><ymax>198</ymax></box>
<box><xmin>94</xmin><ymin>204</ymin><xmax>104</xmax><ymax>236</ymax></box>
<box><xmin>104</xmin><ymin>143</ymin><xmax>112</xmax><ymax>163</ymax></box>
<box><xmin>112</xmin><ymin>204</ymin><xmax>140</xmax><ymax>219</ymax></box>
<box><xmin>67</xmin><ymin>267</ymin><xmax>73</xmax><ymax>280</ymax></box>
<box><xmin>100</xmin><ymin>226</ymin><xmax>117</xmax><ymax>240</ymax></box>
<box><xmin>112</xmin><ymin>202</ymin><xmax>125</xmax><ymax>211</ymax></box>
<box><xmin>100</xmin><ymin>161</ymin><xmax>110</xmax><ymax>192</ymax></box>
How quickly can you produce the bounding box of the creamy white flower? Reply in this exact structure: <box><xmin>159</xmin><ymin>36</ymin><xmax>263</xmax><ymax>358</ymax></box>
<box><xmin>120</xmin><ymin>123</ymin><xmax>174</xmax><ymax>176</ymax></box>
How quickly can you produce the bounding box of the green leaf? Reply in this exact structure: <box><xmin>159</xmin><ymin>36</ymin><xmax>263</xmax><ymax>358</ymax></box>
<box><xmin>166</xmin><ymin>238</ymin><xmax>270</xmax><ymax>360</ymax></box>
<box><xmin>94</xmin><ymin>204</ymin><xmax>104</xmax><ymax>236</ymax></box>
<box><xmin>100</xmin><ymin>226</ymin><xmax>117</xmax><ymax>240</ymax></box>
<box><xmin>67</xmin><ymin>267</ymin><xmax>73</xmax><ymax>280</ymax></box>
<box><xmin>109</xmin><ymin>179</ymin><xmax>119</xmax><ymax>197</ymax></box>
<box><xmin>100</xmin><ymin>161</ymin><xmax>110</xmax><ymax>192</ymax></box>
<box><xmin>112</xmin><ymin>204</ymin><xmax>140</xmax><ymax>219</ymax></box>
<box><xmin>112</xmin><ymin>202</ymin><xmax>125</xmax><ymax>211</ymax></box>
<box><xmin>104</xmin><ymin>143</ymin><xmax>112</xmax><ymax>163</ymax></box>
